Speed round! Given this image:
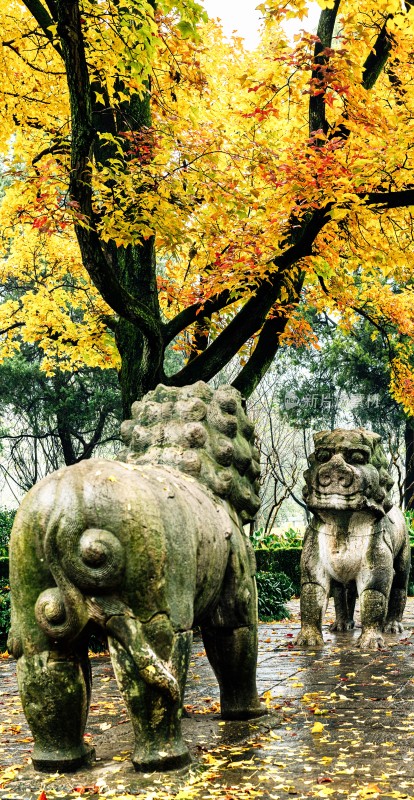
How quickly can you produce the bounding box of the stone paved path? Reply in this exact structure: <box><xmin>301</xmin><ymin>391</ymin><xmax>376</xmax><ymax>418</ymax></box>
<box><xmin>2</xmin><ymin>599</ymin><xmax>414</xmax><ymax>799</ymax></box>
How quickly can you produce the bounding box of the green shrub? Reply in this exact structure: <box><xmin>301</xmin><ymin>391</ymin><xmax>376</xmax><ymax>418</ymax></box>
<box><xmin>255</xmin><ymin>548</ymin><xmax>301</xmax><ymax>596</ymax></box>
<box><xmin>256</xmin><ymin>570</ymin><xmax>294</xmax><ymax>621</ymax></box>
<box><xmin>252</xmin><ymin>526</ymin><xmax>304</xmax><ymax>551</ymax></box>
<box><xmin>0</xmin><ymin>510</ymin><xmax>14</xmax><ymax>647</ymax></box>
<box><xmin>0</xmin><ymin>508</ymin><xmax>15</xmax><ymax>557</ymax></box>
<box><xmin>405</xmin><ymin>511</ymin><xmax>414</xmax><ymax>546</ymax></box>
<box><xmin>0</xmin><ymin>577</ymin><xmax>10</xmax><ymax>650</ymax></box>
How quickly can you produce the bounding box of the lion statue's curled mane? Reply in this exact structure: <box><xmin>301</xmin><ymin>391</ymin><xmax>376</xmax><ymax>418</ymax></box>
<box><xmin>118</xmin><ymin>381</ymin><xmax>261</xmax><ymax>520</ymax></box>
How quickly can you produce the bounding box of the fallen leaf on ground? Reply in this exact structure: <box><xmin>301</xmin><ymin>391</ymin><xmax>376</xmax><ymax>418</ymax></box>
<box><xmin>311</xmin><ymin>722</ymin><xmax>325</xmax><ymax>734</ymax></box>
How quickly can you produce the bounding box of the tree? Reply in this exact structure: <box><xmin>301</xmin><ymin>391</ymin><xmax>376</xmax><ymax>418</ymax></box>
<box><xmin>0</xmin><ymin>348</ymin><xmax>121</xmax><ymax>498</ymax></box>
<box><xmin>249</xmin><ymin>367</ymin><xmax>312</xmax><ymax>532</ymax></box>
<box><xmin>2</xmin><ymin>1</ymin><xmax>414</xmax><ymax>413</ymax></box>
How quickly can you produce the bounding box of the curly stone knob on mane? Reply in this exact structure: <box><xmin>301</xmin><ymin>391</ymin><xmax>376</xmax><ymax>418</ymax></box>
<box><xmin>7</xmin><ymin>382</ymin><xmax>265</xmax><ymax>774</ymax></box>
<box><xmin>296</xmin><ymin>428</ymin><xmax>410</xmax><ymax>651</ymax></box>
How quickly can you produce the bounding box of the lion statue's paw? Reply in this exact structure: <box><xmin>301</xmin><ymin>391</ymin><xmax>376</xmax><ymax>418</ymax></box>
<box><xmin>357</xmin><ymin>630</ymin><xmax>385</xmax><ymax>650</ymax></box>
<box><xmin>329</xmin><ymin>620</ymin><xmax>355</xmax><ymax>632</ymax></box>
<box><xmin>383</xmin><ymin>620</ymin><xmax>404</xmax><ymax>634</ymax></box>
<box><xmin>294</xmin><ymin>627</ymin><xmax>324</xmax><ymax>647</ymax></box>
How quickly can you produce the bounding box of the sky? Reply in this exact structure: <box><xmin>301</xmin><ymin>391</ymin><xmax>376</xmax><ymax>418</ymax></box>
<box><xmin>201</xmin><ymin>0</ymin><xmax>321</xmax><ymax>50</ymax></box>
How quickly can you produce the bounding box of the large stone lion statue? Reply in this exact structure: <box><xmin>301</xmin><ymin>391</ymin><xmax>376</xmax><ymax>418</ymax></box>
<box><xmin>7</xmin><ymin>382</ymin><xmax>265</xmax><ymax>773</ymax></box>
<box><xmin>296</xmin><ymin>428</ymin><xmax>410</xmax><ymax>650</ymax></box>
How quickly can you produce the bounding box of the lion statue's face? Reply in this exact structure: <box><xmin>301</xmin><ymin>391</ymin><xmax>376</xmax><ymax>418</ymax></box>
<box><xmin>302</xmin><ymin>429</ymin><xmax>394</xmax><ymax>518</ymax></box>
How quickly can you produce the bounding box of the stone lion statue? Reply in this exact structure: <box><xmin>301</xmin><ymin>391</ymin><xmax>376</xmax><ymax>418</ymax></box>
<box><xmin>296</xmin><ymin>428</ymin><xmax>410</xmax><ymax>650</ymax></box>
<box><xmin>8</xmin><ymin>382</ymin><xmax>265</xmax><ymax>773</ymax></box>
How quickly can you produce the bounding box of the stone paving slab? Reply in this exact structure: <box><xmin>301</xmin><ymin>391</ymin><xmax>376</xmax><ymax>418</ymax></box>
<box><xmin>2</xmin><ymin>599</ymin><xmax>414</xmax><ymax>798</ymax></box>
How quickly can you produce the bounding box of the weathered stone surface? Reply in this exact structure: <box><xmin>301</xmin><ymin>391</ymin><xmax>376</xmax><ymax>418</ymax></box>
<box><xmin>296</xmin><ymin>428</ymin><xmax>410</xmax><ymax>650</ymax></box>
<box><xmin>8</xmin><ymin>383</ymin><xmax>264</xmax><ymax>774</ymax></box>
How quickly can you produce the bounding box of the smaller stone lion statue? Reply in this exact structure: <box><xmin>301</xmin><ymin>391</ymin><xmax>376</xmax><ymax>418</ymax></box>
<box><xmin>8</xmin><ymin>382</ymin><xmax>265</xmax><ymax>774</ymax></box>
<box><xmin>296</xmin><ymin>428</ymin><xmax>410</xmax><ymax>650</ymax></box>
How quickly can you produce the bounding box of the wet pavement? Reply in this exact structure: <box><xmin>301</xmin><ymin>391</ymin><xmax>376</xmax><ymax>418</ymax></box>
<box><xmin>2</xmin><ymin>599</ymin><xmax>414</xmax><ymax>798</ymax></box>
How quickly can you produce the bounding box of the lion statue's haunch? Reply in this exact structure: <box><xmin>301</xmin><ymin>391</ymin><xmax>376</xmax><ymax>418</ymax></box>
<box><xmin>8</xmin><ymin>382</ymin><xmax>265</xmax><ymax>773</ymax></box>
<box><xmin>296</xmin><ymin>428</ymin><xmax>410</xmax><ymax>650</ymax></box>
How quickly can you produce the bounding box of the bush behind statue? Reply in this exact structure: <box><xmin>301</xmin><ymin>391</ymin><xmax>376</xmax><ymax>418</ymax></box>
<box><xmin>256</xmin><ymin>570</ymin><xmax>294</xmax><ymax>621</ymax></box>
<box><xmin>0</xmin><ymin>577</ymin><xmax>10</xmax><ymax>649</ymax></box>
<box><xmin>252</xmin><ymin>525</ymin><xmax>304</xmax><ymax>550</ymax></box>
<box><xmin>0</xmin><ymin>508</ymin><xmax>15</xmax><ymax>557</ymax></box>
<box><xmin>0</xmin><ymin>509</ymin><xmax>15</xmax><ymax>649</ymax></box>
<box><xmin>404</xmin><ymin>510</ymin><xmax>414</xmax><ymax>546</ymax></box>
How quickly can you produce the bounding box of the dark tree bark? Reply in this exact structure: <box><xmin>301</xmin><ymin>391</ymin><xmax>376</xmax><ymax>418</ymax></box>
<box><xmin>404</xmin><ymin>421</ymin><xmax>414</xmax><ymax>510</ymax></box>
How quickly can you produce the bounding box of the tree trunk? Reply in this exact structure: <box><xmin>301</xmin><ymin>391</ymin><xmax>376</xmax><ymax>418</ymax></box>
<box><xmin>115</xmin><ymin>319</ymin><xmax>164</xmax><ymax>417</ymax></box>
<box><xmin>109</xmin><ymin>235</ymin><xmax>163</xmax><ymax>415</ymax></box>
<box><xmin>404</xmin><ymin>420</ymin><xmax>414</xmax><ymax>509</ymax></box>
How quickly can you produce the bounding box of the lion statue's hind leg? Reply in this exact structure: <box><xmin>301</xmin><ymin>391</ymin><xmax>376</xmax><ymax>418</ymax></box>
<box><xmin>108</xmin><ymin>625</ymin><xmax>192</xmax><ymax>771</ymax></box>
<box><xmin>7</xmin><ymin>493</ymin><xmax>94</xmax><ymax>772</ymax></box>
<box><xmin>201</xmin><ymin>625</ymin><xmax>264</xmax><ymax>720</ymax></box>
<box><xmin>384</xmin><ymin>527</ymin><xmax>411</xmax><ymax>634</ymax></box>
<box><xmin>14</xmin><ymin>646</ymin><xmax>93</xmax><ymax>772</ymax></box>
<box><xmin>200</xmin><ymin>530</ymin><xmax>265</xmax><ymax>721</ymax></box>
<box><xmin>8</xmin><ymin>586</ymin><xmax>93</xmax><ymax>772</ymax></box>
<box><xmin>96</xmin><ymin>603</ymin><xmax>191</xmax><ymax>771</ymax></box>
<box><xmin>329</xmin><ymin>582</ymin><xmax>357</xmax><ymax>632</ymax></box>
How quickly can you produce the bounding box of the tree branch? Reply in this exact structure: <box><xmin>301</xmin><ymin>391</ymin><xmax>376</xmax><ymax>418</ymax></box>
<box><xmin>162</xmin><ymin>221</ymin><xmax>319</xmax><ymax>345</ymax></box>
<box><xmin>232</xmin><ymin>283</ymin><xmax>304</xmax><ymax>399</ymax></box>
<box><xmin>362</xmin><ymin>19</ymin><xmax>393</xmax><ymax>90</ymax></box>
<box><xmin>2</xmin><ymin>39</ymin><xmax>63</xmax><ymax>74</ymax></box>
<box><xmin>21</xmin><ymin>0</ymin><xmax>62</xmax><ymax>55</ymax></box>
<box><xmin>162</xmin><ymin>289</ymin><xmax>232</xmax><ymax>345</ymax></box>
<box><xmin>0</xmin><ymin>321</ymin><xmax>24</xmax><ymax>336</ymax></box>
<box><xmin>169</xmin><ymin>209</ymin><xmax>329</xmax><ymax>390</ymax></box>
<box><xmin>43</xmin><ymin>0</ymin><xmax>58</xmax><ymax>18</ymax></box>
<box><xmin>309</xmin><ymin>0</ymin><xmax>341</xmax><ymax>137</ymax></box>
<box><xmin>32</xmin><ymin>142</ymin><xmax>69</xmax><ymax>166</ymax></box>
<box><xmin>168</xmin><ymin>283</ymin><xmax>278</xmax><ymax>387</ymax></box>
<box><xmin>364</xmin><ymin>188</ymin><xmax>414</xmax><ymax>208</ymax></box>
<box><xmin>76</xmin><ymin>409</ymin><xmax>108</xmax><ymax>461</ymax></box>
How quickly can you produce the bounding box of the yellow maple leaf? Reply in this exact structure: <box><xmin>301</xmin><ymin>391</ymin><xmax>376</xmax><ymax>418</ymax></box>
<box><xmin>311</xmin><ymin>721</ymin><xmax>325</xmax><ymax>734</ymax></box>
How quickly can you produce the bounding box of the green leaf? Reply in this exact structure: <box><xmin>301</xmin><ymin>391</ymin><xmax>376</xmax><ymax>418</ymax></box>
<box><xmin>177</xmin><ymin>20</ymin><xmax>194</xmax><ymax>38</ymax></box>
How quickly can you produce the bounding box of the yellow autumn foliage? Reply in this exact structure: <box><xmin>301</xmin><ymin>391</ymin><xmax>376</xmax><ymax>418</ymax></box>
<box><xmin>0</xmin><ymin>1</ymin><xmax>414</xmax><ymax>407</ymax></box>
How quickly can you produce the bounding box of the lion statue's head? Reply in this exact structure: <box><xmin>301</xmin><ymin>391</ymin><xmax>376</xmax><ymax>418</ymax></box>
<box><xmin>117</xmin><ymin>382</ymin><xmax>261</xmax><ymax>522</ymax></box>
<box><xmin>303</xmin><ymin>428</ymin><xmax>394</xmax><ymax>517</ymax></box>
